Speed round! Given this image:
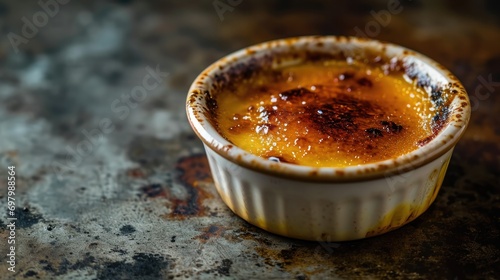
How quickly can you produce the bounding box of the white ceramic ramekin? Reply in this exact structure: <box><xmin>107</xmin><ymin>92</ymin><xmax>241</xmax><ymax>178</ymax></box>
<box><xmin>186</xmin><ymin>36</ymin><xmax>470</xmax><ymax>241</ymax></box>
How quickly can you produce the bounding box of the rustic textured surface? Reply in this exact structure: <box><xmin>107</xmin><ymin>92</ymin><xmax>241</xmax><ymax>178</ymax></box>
<box><xmin>0</xmin><ymin>0</ymin><xmax>499</xmax><ymax>279</ymax></box>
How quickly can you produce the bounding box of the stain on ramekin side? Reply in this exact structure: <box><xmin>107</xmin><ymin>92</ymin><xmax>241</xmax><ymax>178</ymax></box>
<box><xmin>365</xmin><ymin>203</ymin><xmax>420</xmax><ymax>238</ymax></box>
<box><xmin>366</xmin><ymin>155</ymin><xmax>452</xmax><ymax>238</ymax></box>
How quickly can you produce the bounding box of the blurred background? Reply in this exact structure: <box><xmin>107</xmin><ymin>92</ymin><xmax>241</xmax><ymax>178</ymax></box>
<box><xmin>0</xmin><ymin>0</ymin><xmax>499</xmax><ymax>279</ymax></box>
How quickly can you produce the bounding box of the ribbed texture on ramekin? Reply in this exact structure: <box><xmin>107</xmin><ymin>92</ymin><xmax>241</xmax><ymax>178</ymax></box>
<box><xmin>205</xmin><ymin>145</ymin><xmax>452</xmax><ymax>241</ymax></box>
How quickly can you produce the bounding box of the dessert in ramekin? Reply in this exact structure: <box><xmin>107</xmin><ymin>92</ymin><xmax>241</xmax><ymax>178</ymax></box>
<box><xmin>186</xmin><ymin>36</ymin><xmax>470</xmax><ymax>241</ymax></box>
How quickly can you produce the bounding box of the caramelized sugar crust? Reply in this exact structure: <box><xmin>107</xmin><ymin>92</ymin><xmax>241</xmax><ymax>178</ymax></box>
<box><xmin>215</xmin><ymin>61</ymin><xmax>433</xmax><ymax>167</ymax></box>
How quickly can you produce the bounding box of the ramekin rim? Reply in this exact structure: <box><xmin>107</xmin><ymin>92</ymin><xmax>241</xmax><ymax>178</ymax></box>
<box><xmin>186</xmin><ymin>35</ymin><xmax>470</xmax><ymax>182</ymax></box>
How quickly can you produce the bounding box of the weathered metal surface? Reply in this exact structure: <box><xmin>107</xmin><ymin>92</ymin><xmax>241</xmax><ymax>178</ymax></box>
<box><xmin>0</xmin><ymin>0</ymin><xmax>499</xmax><ymax>279</ymax></box>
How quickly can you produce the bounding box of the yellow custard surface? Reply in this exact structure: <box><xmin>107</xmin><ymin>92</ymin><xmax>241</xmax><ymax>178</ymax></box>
<box><xmin>215</xmin><ymin>60</ymin><xmax>433</xmax><ymax>167</ymax></box>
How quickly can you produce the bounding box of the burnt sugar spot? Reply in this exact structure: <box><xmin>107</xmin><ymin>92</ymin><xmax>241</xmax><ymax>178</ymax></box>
<box><xmin>417</xmin><ymin>135</ymin><xmax>434</xmax><ymax>147</ymax></box>
<box><xmin>339</xmin><ymin>72</ymin><xmax>355</xmax><ymax>80</ymax></box>
<box><xmin>357</xmin><ymin>77</ymin><xmax>373</xmax><ymax>87</ymax></box>
<box><xmin>418</xmin><ymin>105</ymin><xmax>450</xmax><ymax>147</ymax></box>
<box><xmin>228</xmin><ymin>57</ymin><xmax>261</xmax><ymax>80</ymax></box>
<box><xmin>366</xmin><ymin>128</ymin><xmax>383</xmax><ymax>138</ymax></box>
<box><xmin>432</xmin><ymin>106</ymin><xmax>450</xmax><ymax>133</ymax></box>
<box><xmin>205</xmin><ymin>90</ymin><xmax>219</xmax><ymax>126</ymax></box>
<box><xmin>279</xmin><ymin>87</ymin><xmax>312</xmax><ymax>101</ymax></box>
<box><xmin>381</xmin><ymin>121</ymin><xmax>403</xmax><ymax>133</ymax></box>
<box><xmin>307</xmin><ymin>94</ymin><xmax>381</xmax><ymax>136</ymax></box>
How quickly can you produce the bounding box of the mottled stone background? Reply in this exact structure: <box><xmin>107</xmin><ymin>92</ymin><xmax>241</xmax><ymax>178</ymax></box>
<box><xmin>0</xmin><ymin>0</ymin><xmax>499</xmax><ymax>279</ymax></box>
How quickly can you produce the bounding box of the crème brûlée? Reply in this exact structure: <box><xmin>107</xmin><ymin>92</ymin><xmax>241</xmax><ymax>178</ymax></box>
<box><xmin>214</xmin><ymin>60</ymin><xmax>434</xmax><ymax>167</ymax></box>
